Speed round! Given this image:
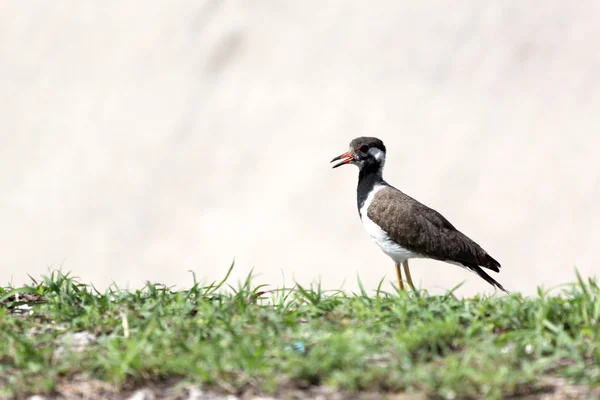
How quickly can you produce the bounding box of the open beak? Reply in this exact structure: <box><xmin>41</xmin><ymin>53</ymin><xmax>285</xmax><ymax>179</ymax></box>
<box><xmin>330</xmin><ymin>151</ymin><xmax>354</xmax><ymax>169</ymax></box>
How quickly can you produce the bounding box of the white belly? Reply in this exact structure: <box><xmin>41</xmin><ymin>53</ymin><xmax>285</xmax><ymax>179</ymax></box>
<box><xmin>360</xmin><ymin>185</ymin><xmax>419</xmax><ymax>264</ymax></box>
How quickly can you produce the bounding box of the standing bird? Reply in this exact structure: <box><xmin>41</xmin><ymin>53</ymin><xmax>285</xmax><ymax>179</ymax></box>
<box><xmin>331</xmin><ymin>137</ymin><xmax>507</xmax><ymax>293</ymax></box>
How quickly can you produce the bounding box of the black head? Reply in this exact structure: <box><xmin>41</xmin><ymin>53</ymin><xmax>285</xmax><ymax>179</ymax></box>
<box><xmin>330</xmin><ymin>137</ymin><xmax>387</xmax><ymax>169</ymax></box>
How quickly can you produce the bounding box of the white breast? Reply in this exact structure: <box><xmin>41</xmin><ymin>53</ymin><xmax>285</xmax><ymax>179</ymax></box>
<box><xmin>359</xmin><ymin>185</ymin><xmax>418</xmax><ymax>264</ymax></box>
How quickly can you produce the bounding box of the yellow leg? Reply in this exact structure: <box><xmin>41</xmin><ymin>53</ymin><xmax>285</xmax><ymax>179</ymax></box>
<box><xmin>402</xmin><ymin>260</ymin><xmax>416</xmax><ymax>292</ymax></box>
<box><xmin>395</xmin><ymin>263</ymin><xmax>405</xmax><ymax>291</ymax></box>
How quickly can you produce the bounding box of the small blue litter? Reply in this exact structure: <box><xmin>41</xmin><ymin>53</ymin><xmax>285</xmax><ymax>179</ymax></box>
<box><xmin>284</xmin><ymin>341</ymin><xmax>306</xmax><ymax>353</ymax></box>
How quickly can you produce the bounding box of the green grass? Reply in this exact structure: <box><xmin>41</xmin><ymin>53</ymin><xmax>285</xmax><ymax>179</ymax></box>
<box><xmin>0</xmin><ymin>267</ymin><xmax>599</xmax><ymax>399</ymax></box>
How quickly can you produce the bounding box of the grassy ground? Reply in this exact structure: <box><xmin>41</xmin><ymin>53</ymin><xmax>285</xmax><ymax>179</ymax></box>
<box><xmin>0</xmin><ymin>267</ymin><xmax>599</xmax><ymax>400</ymax></box>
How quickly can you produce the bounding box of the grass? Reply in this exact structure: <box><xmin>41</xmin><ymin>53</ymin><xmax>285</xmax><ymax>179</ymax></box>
<box><xmin>0</xmin><ymin>267</ymin><xmax>599</xmax><ymax>399</ymax></box>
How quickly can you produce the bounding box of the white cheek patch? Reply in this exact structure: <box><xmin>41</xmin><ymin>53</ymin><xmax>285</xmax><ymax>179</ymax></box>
<box><xmin>369</xmin><ymin>147</ymin><xmax>386</xmax><ymax>164</ymax></box>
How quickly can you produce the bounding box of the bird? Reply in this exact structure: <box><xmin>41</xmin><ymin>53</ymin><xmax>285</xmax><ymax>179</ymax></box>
<box><xmin>331</xmin><ymin>136</ymin><xmax>507</xmax><ymax>293</ymax></box>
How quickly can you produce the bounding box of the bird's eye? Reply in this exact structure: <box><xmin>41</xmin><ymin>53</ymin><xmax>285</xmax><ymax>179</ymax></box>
<box><xmin>359</xmin><ymin>145</ymin><xmax>369</xmax><ymax>152</ymax></box>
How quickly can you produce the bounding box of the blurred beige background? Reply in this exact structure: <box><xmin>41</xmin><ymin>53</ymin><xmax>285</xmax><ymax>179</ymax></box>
<box><xmin>1</xmin><ymin>1</ymin><xmax>599</xmax><ymax>296</ymax></box>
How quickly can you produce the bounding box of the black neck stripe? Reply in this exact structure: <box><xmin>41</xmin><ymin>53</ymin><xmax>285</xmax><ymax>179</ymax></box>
<box><xmin>356</xmin><ymin>162</ymin><xmax>385</xmax><ymax>216</ymax></box>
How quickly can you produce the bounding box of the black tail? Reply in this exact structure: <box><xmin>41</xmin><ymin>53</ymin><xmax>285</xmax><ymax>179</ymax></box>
<box><xmin>469</xmin><ymin>264</ymin><xmax>508</xmax><ymax>293</ymax></box>
<box><xmin>482</xmin><ymin>254</ymin><xmax>501</xmax><ymax>272</ymax></box>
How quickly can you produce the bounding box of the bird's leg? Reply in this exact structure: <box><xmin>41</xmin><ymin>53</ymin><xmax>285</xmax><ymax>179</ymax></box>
<box><xmin>402</xmin><ymin>260</ymin><xmax>416</xmax><ymax>292</ymax></box>
<box><xmin>395</xmin><ymin>263</ymin><xmax>404</xmax><ymax>291</ymax></box>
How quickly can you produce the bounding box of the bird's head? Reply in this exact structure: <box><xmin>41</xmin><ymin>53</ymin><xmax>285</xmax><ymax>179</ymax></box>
<box><xmin>330</xmin><ymin>137</ymin><xmax>387</xmax><ymax>170</ymax></box>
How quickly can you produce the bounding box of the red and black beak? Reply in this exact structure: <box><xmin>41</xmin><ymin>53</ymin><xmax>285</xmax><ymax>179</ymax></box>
<box><xmin>330</xmin><ymin>151</ymin><xmax>355</xmax><ymax>168</ymax></box>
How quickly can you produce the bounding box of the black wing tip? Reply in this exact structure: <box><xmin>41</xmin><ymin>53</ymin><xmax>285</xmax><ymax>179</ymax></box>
<box><xmin>492</xmin><ymin>279</ymin><xmax>509</xmax><ymax>294</ymax></box>
<box><xmin>470</xmin><ymin>265</ymin><xmax>509</xmax><ymax>294</ymax></box>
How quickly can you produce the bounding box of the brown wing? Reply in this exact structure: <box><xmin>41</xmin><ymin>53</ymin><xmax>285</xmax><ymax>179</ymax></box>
<box><xmin>367</xmin><ymin>186</ymin><xmax>500</xmax><ymax>272</ymax></box>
